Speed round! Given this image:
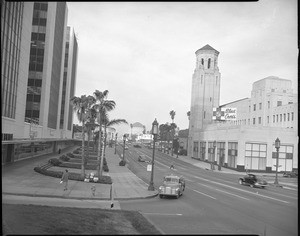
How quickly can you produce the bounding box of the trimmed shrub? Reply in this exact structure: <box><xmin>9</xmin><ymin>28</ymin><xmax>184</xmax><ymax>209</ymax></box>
<box><xmin>59</xmin><ymin>155</ymin><xmax>70</xmax><ymax>162</ymax></box>
<box><xmin>178</xmin><ymin>149</ymin><xmax>187</xmax><ymax>156</ymax></box>
<box><xmin>67</xmin><ymin>152</ymin><xmax>75</xmax><ymax>158</ymax></box>
<box><xmin>103</xmin><ymin>164</ymin><xmax>109</xmax><ymax>172</ymax></box>
<box><xmin>119</xmin><ymin>160</ymin><xmax>126</xmax><ymax>166</ymax></box>
<box><xmin>73</xmin><ymin>149</ymin><xmax>79</xmax><ymax>154</ymax></box>
<box><xmin>48</xmin><ymin>158</ymin><xmax>61</xmax><ymax>166</ymax></box>
<box><xmin>33</xmin><ymin>167</ymin><xmax>112</xmax><ymax>184</ymax></box>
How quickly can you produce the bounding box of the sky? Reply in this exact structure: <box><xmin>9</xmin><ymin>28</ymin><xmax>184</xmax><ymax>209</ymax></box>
<box><xmin>66</xmin><ymin>0</ymin><xmax>298</xmax><ymax>136</ymax></box>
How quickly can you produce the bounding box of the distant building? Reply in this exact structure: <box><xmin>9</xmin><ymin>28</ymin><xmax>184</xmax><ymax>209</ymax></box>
<box><xmin>129</xmin><ymin>122</ymin><xmax>145</xmax><ymax>139</ymax></box>
<box><xmin>188</xmin><ymin>45</ymin><xmax>298</xmax><ymax>172</ymax></box>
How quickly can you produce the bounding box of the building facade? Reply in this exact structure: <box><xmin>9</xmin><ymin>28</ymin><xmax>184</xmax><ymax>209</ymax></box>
<box><xmin>1</xmin><ymin>2</ymin><xmax>78</xmax><ymax>164</ymax></box>
<box><xmin>188</xmin><ymin>45</ymin><xmax>298</xmax><ymax>172</ymax></box>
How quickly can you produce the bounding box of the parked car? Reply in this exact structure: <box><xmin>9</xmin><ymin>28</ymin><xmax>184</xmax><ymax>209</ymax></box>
<box><xmin>283</xmin><ymin>171</ymin><xmax>298</xmax><ymax>178</ymax></box>
<box><xmin>133</xmin><ymin>144</ymin><xmax>141</xmax><ymax>148</ymax></box>
<box><xmin>239</xmin><ymin>174</ymin><xmax>267</xmax><ymax>188</ymax></box>
<box><xmin>159</xmin><ymin>175</ymin><xmax>185</xmax><ymax>199</ymax></box>
<box><xmin>138</xmin><ymin>155</ymin><xmax>147</xmax><ymax>162</ymax></box>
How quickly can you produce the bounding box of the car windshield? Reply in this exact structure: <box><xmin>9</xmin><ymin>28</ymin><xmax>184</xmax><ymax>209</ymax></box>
<box><xmin>165</xmin><ymin>177</ymin><xmax>179</xmax><ymax>183</ymax></box>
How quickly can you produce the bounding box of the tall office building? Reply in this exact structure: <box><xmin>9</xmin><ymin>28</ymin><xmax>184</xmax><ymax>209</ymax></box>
<box><xmin>2</xmin><ymin>2</ymin><xmax>78</xmax><ymax>164</ymax></box>
<box><xmin>59</xmin><ymin>26</ymin><xmax>78</xmax><ymax>138</ymax></box>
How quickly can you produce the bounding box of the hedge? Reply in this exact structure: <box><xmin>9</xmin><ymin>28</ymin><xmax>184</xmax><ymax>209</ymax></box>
<box><xmin>33</xmin><ymin>167</ymin><xmax>112</xmax><ymax>184</ymax></box>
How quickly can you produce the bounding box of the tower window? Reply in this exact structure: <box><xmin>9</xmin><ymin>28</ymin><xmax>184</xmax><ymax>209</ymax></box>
<box><xmin>208</xmin><ymin>58</ymin><xmax>211</xmax><ymax>69</ymax></box>
<box><xmin>201</xmin><ymin>58</ymin><xmax>204</xmax><ymax>65</ymax></box>
<box><xmin>253</xmin><ymin>104</ymin><xmax>256</xmax><ymax>111</ymax></box>
<box><xmin>210</xmin><ymin>97</ymin><xmax>212</xmax><ymax>102</ymax></box>
<box><xmin>268</xmin><ymin>101</ymin><xmax>270</xmax><ymax>108</ymax></box>
<box><xmin>253</xmin><ymin>118</ymin><xmax>255</xmax><ymax>125</ymax></box>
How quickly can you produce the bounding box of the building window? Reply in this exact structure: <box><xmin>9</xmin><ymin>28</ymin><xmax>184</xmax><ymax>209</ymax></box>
<box><xmin>271</xmin><ymin>89</ymin><xmax>275</xmax><ymax>92</ymax></box>
<box><xmin>268</xmin><ymin>101</ymin><xmax>270</xmax><ymax>108</ymax></box>
<box><xmin>272</xmin><ymin>145</ymin><xmax>293</xmax><ymax>172</ymax></box>
<box><xmin>276</xmin><ymin>115</ymin><xmax>278</xmax><ymax>122</ymax></box>
<box><xmin>283</xmin><ymin>114</ymin><xmax>286</xmax><ymax>121</ymax></box>
<box><xmin>267</xmin><ymin>116</ymin><xmax>269</xmax><ymax>123</ymax></box>
<box><xmin>200</xmin><ymin>142</ymin><xmax>206</xmax><ymax>160</ymax></box>
<box><xmin>253</xmin><ymin>104</ymin><xmax>256</xmax><ymax>111</ymax></box>
<box><xmin>248</xmin><ymin>119</ymin><xmax>250</xmax><ymax>125</ymax></box>
<box><xmin>208</xmin><ymin>58</ymin><xmax>211</xmax><ymax>69</ymax></box>
<box><xmin>253</xmin><ymin>118</ymin><xmax>255</xmax><ymax>125</ymax></box>
<box><xmin>259</xmin><ymin>103</ymin><xmax>262</xmax><ymax>110</ymax></box>
<box><xmin>277</xmin><ymin>101</ymin><xmax>282</xmax><ymax>106</ymax></box>
<box><xmin>249</xmin><ymin>106</ymin><xmax>251</xmax><ymax>112</ymax></box>
<box><xmin>288</xmin><ymin>101</ymin><xmax>293</xmax><ymax>104</ymax></box>
<box><xmin>287</xmin><ymin>113</ymin><xmax>290</xmax><ymax>121</ymax></box>
<box><xmin>193</xmin><ymin>141</ymin><xmax>199</xmax><ymax>159</ymax></box>
<box><xmin>280</xmin><ymin>114</ymin><xmax>282</xmax><ymax>122</ymax></box>
<box><xmin>208</xmin><ymin>142</ymin><xmax>216</xmax><ymax>162</ymax></box>
<box><xmin>210</xmin><ymin>97</ymin><xmax>212</xmax><ymax>102</ymax></box>
<box><xmin>201</xmin><ymin>58</ymin><xmax>204</xmax><ymax>65</ymax></box>
<box><xmin>273</xmin><ymin>115</ymin><xmax>275</xmax><ymax>123</ymax></box>
<box><xmin>291</xmin><ymin>112</ymin><xmax>294</xmax><ymax>121</ymax></box>
<box><xmin>245</xmin><ymin>143</ymin><xmax>267</xmax><ymax>170</ymax></box>
<box><xmin>258</xmin><ymin>117</ymin><xmax>261</xmax><ymax>124</ymax></box>
<box><xmin>228</xmin><ymin>142</ymin><xmax>238</xmax><ymax>168</ymax></box>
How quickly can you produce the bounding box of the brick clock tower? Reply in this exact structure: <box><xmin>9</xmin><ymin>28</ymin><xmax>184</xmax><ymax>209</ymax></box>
<box><xmin>188</xmin><ymin>45</ymin><xmax>221</xmax><ymax>156</ymax></box>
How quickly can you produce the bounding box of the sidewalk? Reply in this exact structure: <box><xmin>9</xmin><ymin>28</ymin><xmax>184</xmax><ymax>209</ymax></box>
<box><xmin>2</xmin><ymin>146</ymin><xmax>158</xmax><ymax>210</ymax></box>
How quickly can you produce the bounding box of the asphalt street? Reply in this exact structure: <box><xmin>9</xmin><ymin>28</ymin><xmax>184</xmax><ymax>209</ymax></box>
<box><xmin>120</xmin><ymin>145</ymin><xmax>298</xmax><ymax>235</ymax></box>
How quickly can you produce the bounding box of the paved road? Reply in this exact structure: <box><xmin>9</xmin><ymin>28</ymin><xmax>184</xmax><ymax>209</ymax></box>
<box><xmin>120</xmin><ymin>145</ymin><xmax>298</xmax><ymax>235</ymax></box>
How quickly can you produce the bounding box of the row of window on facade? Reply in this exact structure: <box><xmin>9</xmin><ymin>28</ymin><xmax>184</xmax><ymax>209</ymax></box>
<box><xmin>193</xmin><ymin>141</ymin><xmax>293</xmax><ymax>170</ymax></box>
<box><xmin>251</xmin><ymin>100</ymin><xmax>293</xmax><ymax>112</ymax></box>
<box><xmin>228</xmin><ymin>111</ymin><xmax>294</xmax><ymax>126</ymax></box>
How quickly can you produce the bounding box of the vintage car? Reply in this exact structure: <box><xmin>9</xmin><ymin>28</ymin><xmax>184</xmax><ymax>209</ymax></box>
<box><xmin>282</xmin><ymin>170</ymin><xmax>298</xmax><ymax>178</ymax></box>
<box><xmin>138</xmin><ymin>154</ymin><xmax>147</xmax><ymax>162</ymax></box>
<box><xmin>239</xmin><ymin>174</ymin><xmax>268</xmax><ymax>188</ymax></box>
<box><xmin>159</xmin><ymin>175</ymin><xmax>185</xmax><ymax>199</ymax></box>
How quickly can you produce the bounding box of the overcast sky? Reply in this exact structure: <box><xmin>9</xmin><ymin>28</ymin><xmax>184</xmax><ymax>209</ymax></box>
<box><xmin>66</xmin><ymin>0</ymin><xmax>298</xmax><ymax>136</ymax></box>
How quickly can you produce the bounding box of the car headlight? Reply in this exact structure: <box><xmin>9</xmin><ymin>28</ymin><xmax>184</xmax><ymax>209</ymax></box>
<box><xmin>175</xmin><ymin>188</ymin><xmax>179</xmax><ymax>192</ymax></box>
<box><xmin>159</xmin><ymin>186</ymin><xmax>163</xmax><ymax>190</ymax></box>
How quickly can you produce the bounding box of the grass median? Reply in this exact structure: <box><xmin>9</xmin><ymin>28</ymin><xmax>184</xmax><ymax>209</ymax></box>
<box><xmin>3</xmin><ymin>204</ymin><xmax>161</xmax><ymax>235</ymax></box>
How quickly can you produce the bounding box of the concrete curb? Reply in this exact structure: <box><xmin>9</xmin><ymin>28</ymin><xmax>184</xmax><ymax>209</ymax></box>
<box><xmin>2</xmin><ymin>191</ymin><xmax>159</xmax><ymax>201</ymax></box>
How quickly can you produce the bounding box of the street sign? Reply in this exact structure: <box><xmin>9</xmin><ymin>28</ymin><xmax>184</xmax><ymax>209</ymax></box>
<box><xmin>147</xmin><ymin>164</ymin><xmax>152</xmax><ymax>171</ymax></box>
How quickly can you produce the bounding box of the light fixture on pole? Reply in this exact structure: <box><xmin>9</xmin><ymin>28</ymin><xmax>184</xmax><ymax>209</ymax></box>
<box><xmin>274</xmin><ymin>138</ymin><xmax>281</xmax><ymax>186</ymax></box>
<box><xmin>148</xmin><ymin>118</ymin><xmax>158</xmax><ymax>191</ymax></box>
<box><xmin>212</xmin><ymin>141</ymin><xmax>216</xmax><ymax>170</ymax></box>
<box><xmin>114</xmin><ymin>133</ymin><xmax>118</xmax><ymax>154</ymax></box>
<box><xmin>122</xmin><ymin>134</ymin><xmax>126</xmax><ymax>162</ymax></box>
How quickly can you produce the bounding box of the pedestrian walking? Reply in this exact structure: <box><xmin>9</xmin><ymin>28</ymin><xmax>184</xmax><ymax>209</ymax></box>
<box><xmin>61</xmin><ymin>169</ymin><xmax>69</xmax><ymax>191</ymax></box>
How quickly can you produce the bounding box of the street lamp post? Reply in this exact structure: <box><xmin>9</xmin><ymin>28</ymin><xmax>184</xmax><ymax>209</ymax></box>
<box><xmin>148</xmin><ymin>118</ymin><xmax>158</xmax><ymax>191</ymax></box>
<box><xmin>114</xmin><ymin>133</ymin><xmax>118</xmax><ymax>154</ymax></box>
<box><xmin>274</xmin><ymin>137</ymin><xmax>281</xmax><ymax>186</ymax></box>
<box><xmin>212</xmin><ymin>141</ymin><xmax>216</xmax><ymax>170</ymax></box>
<box><xmin>122</xmin><ymin>134</ymin><xmax>126</xmax><ymax>162</ymax></box>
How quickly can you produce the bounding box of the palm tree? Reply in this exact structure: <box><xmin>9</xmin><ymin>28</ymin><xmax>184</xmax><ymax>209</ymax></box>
<box><xmin>170</xmin><ymin>110</ymin><xmax>176</xmax><ymax>123</ymax></box>
<box><xmin>93</xmin><ymin>90</ymin><xmax>116</xmax><ymax>178</ymax></box>
<box><xmin>169</xmin><ymin>110</ymin><xmax>176</xmax><ymax>155</ymax></box>
<box><xmin>70</xmin><ymin>95</ymin><xmax>90</xmax><ymax>178</ymax></box>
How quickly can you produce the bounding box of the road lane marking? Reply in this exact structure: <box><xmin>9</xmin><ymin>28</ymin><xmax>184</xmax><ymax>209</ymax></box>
<box><xmin>143</xmin><ymin>213</ymin><xmax>182</xmax><ymax>216</ymax></box>
<box><xmin>192</xmin><ymin>176</ymin><xmax>290</xmax><ymax>204</ymax></box>
<box><xmin>197</xmin><ymin>183</ymin><xmax>250</xmax><ymax>201</ymax></box>
<box><xmin>192</xmin><ymin>189</ymin><xmax>216</xmax><ymax>200</ymax></box>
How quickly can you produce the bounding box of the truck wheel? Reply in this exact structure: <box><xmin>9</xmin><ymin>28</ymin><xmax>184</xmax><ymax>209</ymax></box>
<box><xmin>239</xmin><ymin>179</ymin><xmax>243</xmax><ymax>185</ymax></box>
<box><xmin>176</xmin><ymin>192</ymin><xmax>180</xmax><ymax>199</ymax></box>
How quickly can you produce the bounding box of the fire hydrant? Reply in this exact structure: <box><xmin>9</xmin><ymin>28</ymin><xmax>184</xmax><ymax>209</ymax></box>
<box><xmin>91</xmin><ymin>185</ymin><xmax>96</xmax><ymax>196</ymax></box>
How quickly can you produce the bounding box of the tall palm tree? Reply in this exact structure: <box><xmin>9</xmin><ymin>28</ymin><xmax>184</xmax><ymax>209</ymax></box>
<box><xmin>169</xmin><ymin>110</ymin><xmax>176</xmax><ymax>155</ymax></box>
<box><xmin>70</xmin><ymin>95</ymin><xmax>90</xmax><ymax>178</ymax></box>
<box><xmin>93</xmin><ymin>90</ymin><xmax>116</xmax><ymax>178</ymax></box>
<box><xmin>170</xmin><ymin>110</ymin><xmax>176</xmax><ymax>123</ymax></box>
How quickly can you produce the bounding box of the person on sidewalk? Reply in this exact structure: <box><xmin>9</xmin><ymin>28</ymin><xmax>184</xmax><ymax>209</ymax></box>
<box><xmin>61</xmin><ymin>169</ymin><xmax>69</xmax><ymax>191</ymax></box>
